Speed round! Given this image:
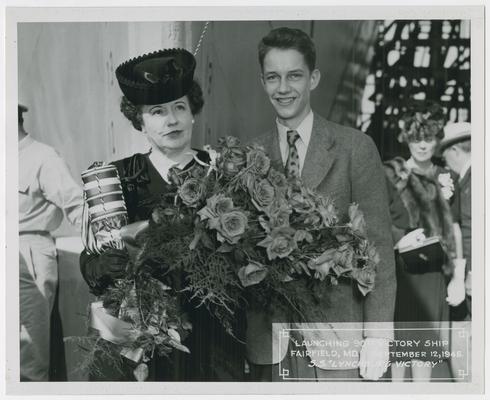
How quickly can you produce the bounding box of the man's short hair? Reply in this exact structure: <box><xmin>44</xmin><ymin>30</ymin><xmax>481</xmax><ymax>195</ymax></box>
<box><xmin>454</xmin><ymin>140</ymin><xmax>471</xmax><ymax>153</ymax></box>
<box><xmin>258</xmin><ymin>27</ymin><xmax>316</xmax><ymax>72</ymax></box>
<box><xmin>18</xmin><ymin>104</ymin><xmax>28</xmax><ymax>125</ymax></box>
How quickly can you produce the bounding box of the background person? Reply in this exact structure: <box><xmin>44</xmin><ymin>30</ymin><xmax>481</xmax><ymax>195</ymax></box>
<box><xmin>384</xmin><ymin>101</ymin><xmax>466</xmax><ymax>381</ymax></box>
<box><xmin>440</xmin><ymin>122</ymin><xmax>471</xmax><ymax>311</ymax></box>
<box><xmin>440</xmin><ymin>122</ymin><xmax>471</xmax><ymax>381</ymax></box>
<box><xmin>19</xmin><ymin>104</ymin><xmax>83</xmax><ymax>381</ymax></box>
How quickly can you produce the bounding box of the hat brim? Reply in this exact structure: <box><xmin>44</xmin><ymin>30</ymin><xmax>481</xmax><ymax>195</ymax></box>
<box><xmin>438</xmin><ymin>133</ymin><xmax>471</xmax><ymax>153</ymax></box>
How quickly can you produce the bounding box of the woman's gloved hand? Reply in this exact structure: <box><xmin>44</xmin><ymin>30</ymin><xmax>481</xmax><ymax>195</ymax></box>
<box><xmin>446</xmin><ymin>258</ymin><xmax>466</xmax><ymax>307</ymax></box>
<box><xmin>465</xmin><ymin>270</ymin><xmax>472</xmax><ymax>297</ymax></box>
<box><xmin>80</xmin><ymin>248</ymin><xmax>129</xmax><ymax>295</ymax></box>
<box><xmin>394</xmin><ymin>228</ymin><xmax>426</xmax><ymax>250</ymax></box>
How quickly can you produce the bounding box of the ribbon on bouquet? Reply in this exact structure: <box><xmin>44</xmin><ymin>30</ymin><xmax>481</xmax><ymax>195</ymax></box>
<box><xmin>89</xmin><ymin>301</ymin><xmax>144</xmax><ymax>363</ymax></box>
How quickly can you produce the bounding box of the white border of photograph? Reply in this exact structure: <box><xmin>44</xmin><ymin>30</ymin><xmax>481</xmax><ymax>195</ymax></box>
<box><xmin>3</xmin><ymin>2</ymin><xmax>486</xmax><ymax>397</ymax></box>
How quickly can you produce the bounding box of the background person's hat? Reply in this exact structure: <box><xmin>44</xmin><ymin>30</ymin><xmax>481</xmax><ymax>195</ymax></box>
<box><xmin>115</xmin><ymin>48</ymin><xmax>196</xmax><ymax>105</ymax></box>
<box><xmin>439</xmin><ymin>122</ymin><xmax>471</xmax><ymax>153</ymax></box>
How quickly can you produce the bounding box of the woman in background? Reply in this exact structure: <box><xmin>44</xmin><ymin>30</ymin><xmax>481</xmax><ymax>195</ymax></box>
<box><xmin>80</xmin><ymin>48</ymin><xmax>245</xmax><ymax>382</ymax></box>
<box><xmin>384</xmin><ymin>101</ymin><xmax>466</xmax><ymax>381</ymax></box>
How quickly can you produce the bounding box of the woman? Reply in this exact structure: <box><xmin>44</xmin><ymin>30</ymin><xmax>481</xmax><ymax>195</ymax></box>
<box><xmin>384</xmin><ymin>101</ymin><xmax>466</xmax><ymax>381</ymax></box>
<box><xmin>80</xmin><ymin>48</ymin><xmax>245</xmax><ymax>381</ymax></box>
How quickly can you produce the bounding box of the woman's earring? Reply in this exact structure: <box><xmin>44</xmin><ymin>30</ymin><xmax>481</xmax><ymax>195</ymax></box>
<box><xmin>192</xmin><ymin>119</ymin><xmax>195</xmax><ymax>124</ymax></box>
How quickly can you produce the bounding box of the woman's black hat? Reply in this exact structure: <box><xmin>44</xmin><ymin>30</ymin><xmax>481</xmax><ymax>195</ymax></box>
<box><xmin>115</xmin><ymin>48</ymin><xmax>196</xmax><ymax>105</ymax></box>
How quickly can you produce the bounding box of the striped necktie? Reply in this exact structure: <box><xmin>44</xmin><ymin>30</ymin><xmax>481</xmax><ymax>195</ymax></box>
<box><xmin>285</xmin><ymin>130</ymin><xmax>300</xmax><ymax>178</ymax></box>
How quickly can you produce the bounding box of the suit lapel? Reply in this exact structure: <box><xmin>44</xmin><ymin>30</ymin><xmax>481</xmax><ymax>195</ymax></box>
<box><xmin>260</xmin><ymin>125</ymin><xmax>283</xmax><ymax>171</ymax></box>
<box><xmin>301</xmin><ymin>113</ymin><xmax>336</xmax><ymax>189</ymax></box>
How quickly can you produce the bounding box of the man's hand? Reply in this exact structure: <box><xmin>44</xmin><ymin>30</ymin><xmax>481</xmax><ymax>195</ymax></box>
<box><xmin>359</xmin><ymin>337</ymin><xmax>390</xmax><ymax>381</ymax></box>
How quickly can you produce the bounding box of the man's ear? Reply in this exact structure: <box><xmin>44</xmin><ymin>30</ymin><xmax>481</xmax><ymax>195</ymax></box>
<box><xmin>260</xmin><ymin>73</ymin><xmax>266</xmax><ymax>89</ymax></box>
<box><xmin>310</xmin><ymin>69</ymin><xmax>321</xmax><ymax>91</ymax></box>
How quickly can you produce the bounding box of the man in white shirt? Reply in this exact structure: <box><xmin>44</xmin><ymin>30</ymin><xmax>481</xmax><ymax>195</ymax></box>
<box><xmin>247</xmin><ymin>27</ymin><xmax>396</xmax><ymax>382</ymax></box>
<box><xmin>18</xmin><ymin>104</ymin><xmax>83</xmax><ymax>381</ymax></box>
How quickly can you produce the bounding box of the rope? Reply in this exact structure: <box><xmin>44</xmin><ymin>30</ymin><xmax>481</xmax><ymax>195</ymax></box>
<box><xmin>193</xmin><ymin>21</ymin><xmax>210</xmax><ymax>56</ymax></box>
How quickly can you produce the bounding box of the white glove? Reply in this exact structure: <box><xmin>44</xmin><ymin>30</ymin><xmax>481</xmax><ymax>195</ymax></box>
<box><xmin>465</xmin><ymin>270</ymin><xmax>472</xmax><ymax>297</ymax></box>
<box><xmin>446</xmin><ymin>258</ymin><xmax>466</xmax><ymax>307</ymax></box>
<box><xmin>359</xmin><ymin>338</ymin><xmax>390</xmax><ymax>381</ymax></box>
<box><xmin>394</xmin><ymin>228</ymin><xmax>426</xmax><ymax>250</ymax></box>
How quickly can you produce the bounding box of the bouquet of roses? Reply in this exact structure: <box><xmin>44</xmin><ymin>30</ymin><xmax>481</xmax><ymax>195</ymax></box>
<box><xmin>139</xmin><ymin>136</ymin><xmax>380</xmax><ymax>334</ymax></box>
<box><xmin>72</xmin><ymin>137</ymin><xmax>380</xmax><ymax>380</ymax></box>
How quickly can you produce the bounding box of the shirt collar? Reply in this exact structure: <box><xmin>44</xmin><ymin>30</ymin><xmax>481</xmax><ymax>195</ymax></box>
<box><xmin>148</xmin><ymin>148</ymin><xmax>197</xmax><ymax>183</ymax></box>
<box><xmin>18</xmin><ymin>134</ymin><xmax>34</xmax><ymax>152</ymax></box>
<box><xmin>459</xmin><ymin>159</ymin><xmax>471</xmax><ymax>181</ymax></box>
<box><xmin>276</xmin><ymin>110</ymin><xmax>314</xmax><ymax>146</ymax></box>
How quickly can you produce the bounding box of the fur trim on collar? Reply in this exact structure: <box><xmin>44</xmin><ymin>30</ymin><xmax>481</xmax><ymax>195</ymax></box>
<box><xmin>385</xmin><ymin>157</ymin><xmax>456</xmax><ymax>273</ymax></box>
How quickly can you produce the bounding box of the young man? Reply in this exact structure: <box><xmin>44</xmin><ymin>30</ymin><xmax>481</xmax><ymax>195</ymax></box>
<box><xmin>247</xmin><ymin>27</ymin><xmax>396</xmax><ymax>381</ymax></box>
<box><xmin>18</xmin><ymin>104</ymin><xmax>83</xmax><ymax>380</ymax></box>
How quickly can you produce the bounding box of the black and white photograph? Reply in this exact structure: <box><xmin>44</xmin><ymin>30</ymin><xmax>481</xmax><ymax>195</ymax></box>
<box><xmin>3</xmin><ymin>3</ymin><xmax>486</xmax><ymax>397</ymax></box>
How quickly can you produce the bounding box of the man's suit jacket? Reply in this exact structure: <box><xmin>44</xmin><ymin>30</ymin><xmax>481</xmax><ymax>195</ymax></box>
<box><xmin>246</xmin><ymin>113</ymin><xmax>396</xmax><ymax>368</ymax></box>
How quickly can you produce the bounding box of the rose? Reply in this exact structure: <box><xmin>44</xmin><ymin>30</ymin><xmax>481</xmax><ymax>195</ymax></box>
<box><xmin>352</xmin><ymin>267</ymin><xmax>376</xmax><ymax>296</ymax></box>
<box><xmin>215</xmin><ymin>197</ymin><xmax>234</xmax><ymax>215</ymax></box>
<box><xmin>269</xmin><ymin>206</ymin><xmax>291</xmax><ymax>229</ymax></box>
<box><xmin>221</xmin><ymin>151</ymin><xmax>247</xmax><ymax>178</ymax></box>
<box><xmin>214</xmin><ymin>210</ymin><xmax>248</xmax><ymax>244</ymax></box>
<box><xmin>238</xmin><ymin>262</ymin><xmax>268</xmax><ymax>287</ymax></box>
<box><xmin>178</xmin><ymin>178</ymin><xmax>204</xmax><ymax>207</ymax></box>
<box><xmin>268</xmin><ymin>169</ymin><xmax>288</xmax><ymax>191</ymax></box>
<box><xmin>218</xmin><ymin>137</ymin><xmax>247</xmax><ymax>178</ymax></box>
<box><xmin>288</xmin><ymin>191</ymin><xmax>316</xmax><ymax>214</ymax></box>
<box><xmin>197</xmin><ymin>194</ymin><xmax>234</xmax><ymax>221</ymax></box>
<box><xmin>246</xmin><ymin>149</ymin><xmax>271</xmax><ymax>176</ymax></box>
<box><xmin>258</xmin><ymin>205</ymin><xmax>291</xmax><ymax>233</ymax></box>
<box><xmin>258</xmin><ymin>227</ymin><xmax>297</xmax><ymax>260</ymax></box>
<box><xmin>222</xmin><ymin>158</ymin><xmax>245</xmax><ymax>177</ymax></box>
<box><xmin>250</xmin><ymin>179</ymin><xmax>275</xmax><ymax>210</ymax></box>
<box><xmin>189</xmin><ymin>165</ymin><xmax>206</xmax><ymax>180</ymax></box>
<box><xmin>199</xmin><ymin>196</ymin><xmax>246</xmax><ymax>244</ymax></box>
<box><xmin>218</xmin><ymin>136</ymin><xmax>241</xmax><ymax>148</ymax></box>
